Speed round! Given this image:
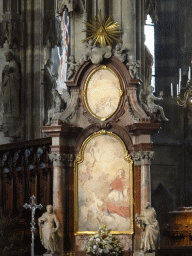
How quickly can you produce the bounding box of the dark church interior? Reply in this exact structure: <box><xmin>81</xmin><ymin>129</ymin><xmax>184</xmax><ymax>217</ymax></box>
<box><xmin>0</xmin><ymin>0</ymin><xmax>192</xmax><ymax>255</ymax></box>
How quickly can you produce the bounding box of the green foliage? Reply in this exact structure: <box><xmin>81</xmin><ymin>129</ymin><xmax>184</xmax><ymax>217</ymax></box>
<box><xmin>0</xmin><ymin>215</ymin><xmax>29</xmax><ymax>256</ymax></box>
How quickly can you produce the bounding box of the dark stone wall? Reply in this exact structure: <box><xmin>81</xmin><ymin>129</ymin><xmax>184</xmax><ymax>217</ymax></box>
<box><xmin>151</xmin><ymin>0</ymin><xmax>192</xmax><ymax>246</ymax></box>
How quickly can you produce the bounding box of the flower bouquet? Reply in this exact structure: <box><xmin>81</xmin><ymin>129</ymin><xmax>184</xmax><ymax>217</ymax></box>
<box><xmin>84</xmin><ymin>225</ymin><xmax>123</xmax><ymax>256</ymax></box>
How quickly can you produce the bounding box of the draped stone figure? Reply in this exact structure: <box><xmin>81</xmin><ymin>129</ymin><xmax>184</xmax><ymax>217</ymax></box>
<box><xmin>136</xmin><ymin>202</ymin><xmax>160</xmax><ymax>253</ymax></box>
<box><xmin>2</xmin><ymin>51</ymin><xmax>20</xmax><ymax>117</ymax></box>
<box><xmin>139</xmin><ymin>85</ymin><xmax>169</xmax><ymax>121</ymax></box>
<box><xmin>1</xmin><ymin>51</ymin><xmax>21</xmax><ymax>138</ymax></box>
<box><xmin>44</xmin><ymin>59</ymin><xmax>58</xmax><ymax>124</ymax></box>
<box><xmin>38</xmin><ymin>205</ymin><xmax>59</xmax><ymax>254</ymax></box>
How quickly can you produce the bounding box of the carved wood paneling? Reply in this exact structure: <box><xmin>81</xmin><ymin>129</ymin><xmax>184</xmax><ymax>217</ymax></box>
<box><xmin>0</xmin><ymin>138</ymin><xmax>53</xmax><ymax>216</ymax></box>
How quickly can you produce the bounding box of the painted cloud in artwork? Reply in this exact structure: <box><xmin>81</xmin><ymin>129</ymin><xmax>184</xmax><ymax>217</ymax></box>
<box><xmin>77</xmin><ymin>133</ymin><xmax>132</xmax><ymax>233</ymax></box>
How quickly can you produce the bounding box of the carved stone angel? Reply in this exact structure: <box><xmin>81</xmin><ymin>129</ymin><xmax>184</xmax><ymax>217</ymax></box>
<box><xmin>84</xmin><ymin>39</ymin><xmax>112</xmax><ymax>64</ymax></box>
<box><xmin>139</xmin><ymin>86</ymin><xmax>169</xmax><ymax>121</ymax></box>
<box><xmin>66</xmin><ymin>55</ymin><xmax>79</xmax><ymax>80</ymax></box>
<box><xmin>113</xmin><ymin>42</ymin><xmax>127</xmax><ymax>62</ymax></box>
<box><xmin>126</xmin><ymin>56</ymin><xmax>141</xmax><ymax>79</ymax></box>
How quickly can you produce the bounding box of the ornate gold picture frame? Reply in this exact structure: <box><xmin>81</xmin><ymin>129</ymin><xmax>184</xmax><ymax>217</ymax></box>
<box><xmin>83</xmin><ymin>66</ymin><xmax>123</xmax><ymax>121</ymax></box>
<box><xmin>74</xmin><ymin>130</ymin><xmax>133</xmax><ymax>235</ymax></box>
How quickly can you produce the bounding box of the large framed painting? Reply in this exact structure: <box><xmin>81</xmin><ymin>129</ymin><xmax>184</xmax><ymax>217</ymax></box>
<box><xmin>83</xmin><ymin>66</ymin><xmax>123</xmax><ymax>121</ymax></box>
<box><xmin>74</xmin><ymin>130</ymin><xmax>133</xmax><ymax>235</ymax></box>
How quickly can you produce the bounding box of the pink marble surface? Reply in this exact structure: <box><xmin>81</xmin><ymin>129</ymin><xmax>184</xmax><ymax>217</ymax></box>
<box><xmin>141</xmin><ymin>165</ymin><xmax>151</xmax><ymax>211</ymax></box>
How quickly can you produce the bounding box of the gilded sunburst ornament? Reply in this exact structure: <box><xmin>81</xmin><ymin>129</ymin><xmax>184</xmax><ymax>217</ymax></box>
<box><xmin>82</xmin><ymin>11</ymin><xmax>121</xmax><ymax>47</ymax></box>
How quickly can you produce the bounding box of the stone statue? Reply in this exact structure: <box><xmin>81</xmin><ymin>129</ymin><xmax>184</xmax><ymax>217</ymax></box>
<box><xmin>44</xmin><ymin>59</ymin><xmax>57</xmax><ymax>87</ymax></box>
<box><xmin>66</xmin><ymin>55</ymin><xmax>79</xmax><ymax>80</ymax></box>
<box><xmin>84</xmin><ymin>39</ymin><xmax>112</xmax><ymax>64</ymax></box>
<box><xmin>38</xmin><ymin>205</ymin><xmax>59</xmax><ymax>254</ymax></box>
<box><xmin>46</xmin><ymin>88</ymin><xmax>63</xmax><ymax>125</ymax></box>
<box><xmin>44</xmin><ymin>59</ymin><xmax>58</xmax><ymax>123</ymax></box>
<box><xmin>46</xmin><ymin>88</ymin><xmax>70</xmax><ymax>125</ymax></box>
<box><xmin>2</xmin><ymin>51</ymin><xmax>20</xmax><ymax>117</ymax></box>
<box><xmin>113</xmin><ymin>42</ymin><xmax>127</xmax><ymax>62</ymax></box>
<box><xmin>84</xmin><ymin>39</ymin><xmax>96</xmax><ymax>60</ymax></box>
<box><xmin>136</xmin><ymin>202</ymin><xmax>160</xmax><ymax>253</ymax></box>
<box><xmin>126</xmin><ymin>56</ymin><xmax>141</xmax><ymax>79</ymax></box>
<box><xmin>139</xmin><ymin>86</ymin><xmax>169</xmax><ymax>121</ymax></box>
<box><xmin>1</xmin><ymin>51</ymin><xmax>21</xmax><ymax>138</ymax></box>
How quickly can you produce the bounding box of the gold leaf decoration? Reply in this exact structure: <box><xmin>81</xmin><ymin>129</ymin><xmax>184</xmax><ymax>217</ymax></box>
<box><xmin>82</xmin><ymin>10</ymin><xmax>121</xmax><ymax>47</ymax></box>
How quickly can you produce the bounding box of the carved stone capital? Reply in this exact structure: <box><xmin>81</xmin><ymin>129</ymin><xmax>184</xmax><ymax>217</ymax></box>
<box><xmin>140</xmin><ymin>151</ymin><xmax>155</xmax><ymax>161</ymax></box>
<box><xmin>49</xmin><ymin>153</ymin><xmax>63</xmax><ymax>166</ymax></box>
<box><xmin>131</xmin><ymin>151</ymin><xmax>154</xmax><ymax>165</ymax></box>
<box><xmin>49</xmin><ymin>153</ymin><xmax>75</xmax><ymax>167</ymax></box>
<box><xmin>63</xmin><ymin>154</ymin><xmax>75</xmax><ymax>168</ymax></box>
<box><xmin>131</xmin><ymin>152</ymin><xmax>143</xmax><ymax>162</ymax></box>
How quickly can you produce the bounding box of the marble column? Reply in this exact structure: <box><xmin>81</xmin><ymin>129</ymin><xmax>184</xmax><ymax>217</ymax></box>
<box><xmin>62</xmin><ymin>153</ymin><xmax>75</xmax><ymax>254</ymax></box>
<box><xmin>132</xmin><ymin>151</ymin><xmax>154</xmax><ymax>212</ymax></box>
<box><xmin>49</xmin><ymin>152</ymin><xmax>65</xmax><ymax>256</ymax></box>
<box><xmin>131</xmin><ymin>152</ymin><xmax>142</xmax><ymax>252</ymax></box>
<box><xmin>141</xmin><ymin>151</ymin><xmax>154</xmax><ymax>212</ymax></box>
<box><xmin>49</xmin><ymin>152</ymin><xmax>75</xmax><ymax>255</ymax></box>
<box><xmin>131</xmin><ymin>151</ymin><xmax>154</xmax><ymax>255</ymax></box>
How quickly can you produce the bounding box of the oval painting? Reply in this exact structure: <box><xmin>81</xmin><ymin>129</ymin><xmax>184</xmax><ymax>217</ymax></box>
<box><xmin>84</xmin><ymin>66</ymin><xmax>122</xmax><ymax>121</ymax></box>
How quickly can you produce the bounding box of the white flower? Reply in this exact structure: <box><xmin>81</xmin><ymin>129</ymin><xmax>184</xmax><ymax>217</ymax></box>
<box><xmin>96</xmin><ymin>238</ymin><xmax>101</xmax><ymax>242</ymax></box>
<box><xmin>98</xmin><ymin>248</ymin><xmax>103</xmax><ymax>254</ymax></box>
<box><xmin>104</xmin><ymin>248</ymin><xmax>109</xmax><ymax>254</ymax></box>
<box><xmin>95</xmin><ymin>234</ymin><xmax>99</xmax><ymax>238</ymax></box>
<box><xmin>89</xmin><ymin>237</ymin><xmax>94</xmax><ymax>242</ymax></box>
<box><xmin>93</xmin><ymin>245</ymin><xmax>98</xmax><ymax>250</ymax></box>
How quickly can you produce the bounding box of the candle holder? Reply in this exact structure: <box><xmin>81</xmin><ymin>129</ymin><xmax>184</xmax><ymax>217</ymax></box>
<box><xmin>174</xmin><ymin>79</ymin><xmax>192</xmax><ymax>108</ymax></box>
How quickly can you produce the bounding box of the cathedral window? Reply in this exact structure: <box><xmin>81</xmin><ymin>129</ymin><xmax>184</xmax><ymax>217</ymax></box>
<box><xmin>145</xmin><ymin>14</ymin><xmax>155</xmax><ymax>91</ymax></box>
<box><xmin>52</xmin><ymin>9</ymin><xmax>70</xmax><ymax>93</ymax></box>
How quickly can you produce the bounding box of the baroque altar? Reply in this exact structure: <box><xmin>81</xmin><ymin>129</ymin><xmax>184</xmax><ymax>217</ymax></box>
<box><xmin>41</xmin><ymin>45</ymin><xmax>161</xmax><ymax>255</ymax></box>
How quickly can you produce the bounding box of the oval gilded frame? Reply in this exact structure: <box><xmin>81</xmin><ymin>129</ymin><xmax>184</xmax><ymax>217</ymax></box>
<box><xmin>74</xmin><ymin>130</ymin><xmax>133</xmax><ymax>235</ymax></box>
<box><xmin>83</xmin><ymin>66</ymin><xmax>123</xmax><ymax>121</ymax></box>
